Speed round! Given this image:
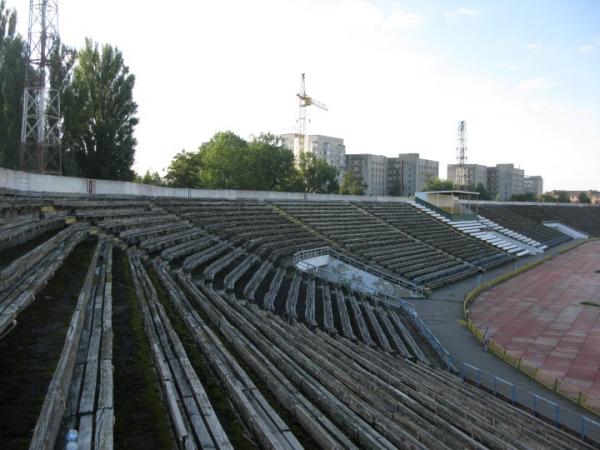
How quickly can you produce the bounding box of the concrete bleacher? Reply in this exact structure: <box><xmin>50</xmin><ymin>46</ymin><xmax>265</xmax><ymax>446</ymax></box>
<box><xmin>275</xmin><ymin>200</ymin><xmax>478</xmax><ymax>288</ymax></box>
<box><xmin>477</xmin><ymin>204</ymin><xmax>573</xmax><ymax>247</ymax></box>
<box><xmin>1</xmin><ymin>176</ymin><xmax>598</xmax><ymax>448</ymax></box>
<box><xmin>358</xmin><ymin>201</ymin><xmax>512</xmax><ymax>269</ymax></box>
<box><xmin>507</xmin><ymin>204</ymin><xmax>600</xmax><ymax>238</ymax></box>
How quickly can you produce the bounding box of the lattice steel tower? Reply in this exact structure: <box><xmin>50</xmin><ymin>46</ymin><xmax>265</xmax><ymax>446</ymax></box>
<box><xmin>455</xmin><ymin>120</ymin><xmax>468</xmax><ymax>187</ymax></box>
<box><xmin>20</xmin><ymin>0</ymin><xmax>61</xmax><ymax>174</ymax></box>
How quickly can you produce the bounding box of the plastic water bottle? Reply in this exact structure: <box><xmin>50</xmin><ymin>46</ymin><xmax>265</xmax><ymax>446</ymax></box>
<box><xmin>66</xmin><ymin>429</ymin><xmax>78</xmax><ymax>450</ymax></box>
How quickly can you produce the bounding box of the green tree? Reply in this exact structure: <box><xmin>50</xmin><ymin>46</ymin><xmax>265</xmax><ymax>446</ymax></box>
<box><xmin>0</xmin><ymin>2</ymin><xmax>25</xmax><ymax>168</ymax></box>
<box><xmin>340</xmin><ymin>171</ymin><xmax>366</xmax><ymax>195</ymax></box>
<box><xmin>135</xmin><ymin>169</ymin><xmax>164</xmax><ymax>186</ymax></box>
<box><xmin>247</xmin><ymin>133</ymin><xmax>296</xmax><ymax>191</ymax></box>
<box><xmin>541</xmin><ymin>193</ymin><xmax>556</xmax><ymax>203</ymax></box>
<box><xmin>578</xmin><ymin>192</ymin><xmax>591</xmax><ymax>204</ymax></box>
<box><xmin>423</xmin><ymin>178</ymin><xmax>455</xmax><ymax>191</ymax></box>
<box><xmin>555</xmin><ymin>190</ymin><xmax>571</xmax><ymax>203</ymax></box>
<box><xmin>165</xmin><ymin>150</ymin><xmax>202</xmax><ymax>188</ymax></box>
<box><xmin>197</xmin><ymin>131</ymin><xmax>252</xmax><ymax>189</ymax></box>
<box><xmin>510</xmin><ymin>192</ymin><xmax>538</xmax><ymax>202</ymax></box>
<box><xmin>63</xmin><ymin>38</ymin><xmax>138</xmax><ymax>180</ymax></box>
<box><xmin>294</xmin><ymin>151</ymin><xmax>339</xmax><ymax>193</ymax></box>
<box><xmin>470</xmin><ymin>183</ymin><xmax>491</xmax><ymax>200</ymax></box>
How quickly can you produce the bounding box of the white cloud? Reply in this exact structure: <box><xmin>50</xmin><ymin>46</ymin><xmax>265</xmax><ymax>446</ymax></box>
<box><xmin>502</xmin><ymin>36</ymin><xmax>520</xmax><ymax>44</ymax></box>
<box><xmin>595</xmin><ymin>35</ymin><xmax>600</xmax><ymax>45</ymax></box>
<box><xmin>384</xmin><ymin>8</ymin><xmax>426</xmax><ymax>30</ymax></box>
<box><xmin>457</xmin><ymin>8</ymin><xmax>479</xmax><ymax>16</ymax></box>
<box><xmin>444</xmin><ymin>7</ymin><xmax>479</xmax><ymax>19</ymax></box>
<box><xmin>578</xmin><ymin>45</ymin><xmax>596</xmax><ymax>54</ymax></box>
<box><xmin>516</xmin><ymin>77</ymin><xmax>556</xmax><ymax>91</ymax></box>
<box><xmin>526</xmin><ymin>43</ymin><xmax>549</xmax><ymax>54</ymax></box>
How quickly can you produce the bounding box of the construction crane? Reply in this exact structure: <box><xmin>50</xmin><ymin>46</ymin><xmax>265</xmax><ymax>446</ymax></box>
<box><xmin>295</xmin><ymin>73</ymin><xmax>327</xmax><ymax>158</ymax></box>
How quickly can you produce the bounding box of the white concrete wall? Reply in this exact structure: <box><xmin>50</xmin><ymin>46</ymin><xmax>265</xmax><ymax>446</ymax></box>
<box><xmin>0</xmin><ymin>166</ymin><xmax>412</xmax><ymax>203</ymax></box>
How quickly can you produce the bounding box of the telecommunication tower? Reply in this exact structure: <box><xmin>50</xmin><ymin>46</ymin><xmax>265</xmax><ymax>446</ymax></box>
<box><xmin>455</xmin><ymin>120</ymin><xmax>468</xmax><ymax>187</ymax></box>
<box><xmin>295</xmin><ymin>73</ymin><xmax>327</xmax><ymax>158</ymax></box>
<box><xmin>20</xmin><ymin>0</ymin><xmax>62</xmax><ymax>174</ymax></box>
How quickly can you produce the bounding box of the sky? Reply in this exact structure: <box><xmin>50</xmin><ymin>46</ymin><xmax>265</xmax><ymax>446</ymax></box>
<box><xmin>8</xmin><ymin>0</ymin><xmax>600</xmax><ymax>190</ymax></box>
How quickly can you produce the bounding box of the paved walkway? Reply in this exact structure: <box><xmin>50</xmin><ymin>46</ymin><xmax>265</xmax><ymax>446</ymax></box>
<box><xmin>471</xmin><ymin>240</ymin><xmax>600</xmax><ymax>400</ymax></box>
<box><xmin>405</xmin><ymin>241</ymin><xmax>599</xmax><ymax>420</ymax></box>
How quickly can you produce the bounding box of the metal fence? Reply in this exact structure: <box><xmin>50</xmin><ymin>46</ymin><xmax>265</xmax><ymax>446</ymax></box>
<box><xmin>460</xmin><ymin>362</ymin><xmax>600</xmax><ymax>445</ymax></box>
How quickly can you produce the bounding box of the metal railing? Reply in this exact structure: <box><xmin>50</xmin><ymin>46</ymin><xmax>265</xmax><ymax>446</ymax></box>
<box><xmin>293</xmin><ymin>246</ymin><xmax>423</xmax><ymax>296</ymax></box>
<box><xmin>460</xmin><ymin>362</ymin><xmax>600</xmax><ymax>445</ymax></box>
<box><xmin>292</xmin><ymin>253</ymin><xmax>456</xmax><ymax>371</ymax></box>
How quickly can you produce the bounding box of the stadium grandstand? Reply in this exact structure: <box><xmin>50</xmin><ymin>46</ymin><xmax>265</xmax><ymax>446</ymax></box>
<box><xmin>1</xmin><ymin>168</ymin><xmax>599</xmax><ymax>449</ymax></box>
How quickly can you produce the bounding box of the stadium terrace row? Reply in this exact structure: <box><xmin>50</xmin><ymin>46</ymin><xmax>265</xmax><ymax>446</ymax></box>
<box><xmin>0</xmin><ymin>189</ymin><xmax>599</xmax><ymax>448</ymax></box>
<box><xmin>477</xmin><ymin>205</ymin><xmax>572</xmax><ymax>246</ymax></box>
<box><xmin>483</xmin><ymin>203</ymin><xmax>600</xmax><ymax>238</ymax></box>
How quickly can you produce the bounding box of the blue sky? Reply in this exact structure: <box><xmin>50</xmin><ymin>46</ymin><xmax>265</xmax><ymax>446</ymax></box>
<box><xmin>401</xmin><ymin>1</ymin><xmax>600</xmax><ymax>108</ymax></box>
<box><xmin>8</xmin><ymin>0</ymin><xmax>600</xmax><ymax>190</ymax></box>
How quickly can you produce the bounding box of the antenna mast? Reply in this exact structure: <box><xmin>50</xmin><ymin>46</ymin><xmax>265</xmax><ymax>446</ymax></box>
<box><xmin>20</xmin><ymin>0</ymin><xmax>62</xmax><ymax>174</ymax></box>
<box><xmin>455</xmin><ymin>120</ymin><xmax>468</xmax><ymax>187</ymax></box>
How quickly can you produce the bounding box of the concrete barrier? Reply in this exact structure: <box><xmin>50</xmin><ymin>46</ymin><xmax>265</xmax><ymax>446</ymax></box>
<box><xmin>0</xmin><ymin>166</ymin><xmax>411</xmax><ymax>203</ymax></box>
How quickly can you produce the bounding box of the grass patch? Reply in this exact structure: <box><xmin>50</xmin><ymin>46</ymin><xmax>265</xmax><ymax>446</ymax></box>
<box><xmin>0</xmin><ymin>237</ymin><xmax>95</xmax><ymax>450</ymax></box>
<box><xmin>156</xmin><ymin>267</ymin><xmax>319</xmax><ymax>448</ymax></box>
<box><xmin>112</xmin><ymin>249</ymin><xmax>176</xmax><ymax>450</ymax></box>
<box><xmin>147</xmin><ymin>266</ymin><xmax>257</xmax><ymax>449</ymax></box>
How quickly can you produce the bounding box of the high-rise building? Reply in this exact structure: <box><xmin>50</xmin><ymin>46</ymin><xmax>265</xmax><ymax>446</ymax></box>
<box><xmin>395</xmin><ymin>153</ymin><xmax>439</xmax><ymax>196</ymax></box>
<box><xmin>524</xmin><ymin>176</ymin><xmax>543</xmax><ymax>197</ymax></box>
<box><xmin>346</xmin><ymin>154</ymin><xmax>387</xmax><ymax>196</ymax></box>
<box><xmin>345</xmin><ymin>153</ymin><xmax>439</xmax><ymax>197</ymax></box>
<box><xmin>281</xmin><ymin>133</ymin><xmax>346</xmax><ymax>180</ymax></box>
<box><xmin>487</xmin><ymin>164</ymin><xmax>525</xmax><ymax>200</ymax></box>
<box><xmin>447</xmin><ymin>164</ymin><xmax>488</xmax><ymax>189</ymax></box>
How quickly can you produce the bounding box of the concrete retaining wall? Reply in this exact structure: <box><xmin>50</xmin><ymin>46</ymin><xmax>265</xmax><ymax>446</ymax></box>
<box><xmin>0</xmin><ymin>166</ymin><xmax>411</xmax><ymax>203</ymax></box>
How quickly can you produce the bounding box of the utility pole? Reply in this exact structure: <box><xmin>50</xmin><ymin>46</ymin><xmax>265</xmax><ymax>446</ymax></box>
<box><xmin>20</xmin><ymin>0</ymin><xmax>62</xmax><ymax>174</ymax></box>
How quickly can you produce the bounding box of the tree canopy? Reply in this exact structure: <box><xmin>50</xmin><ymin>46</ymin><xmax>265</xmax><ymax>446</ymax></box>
<box><xmin>340</xmin><ymin>171</ymin><xmax>367</xmax><ymax>195</ymax></box>
<box><xmin>195</xmin><ymin>132</ymin><xmax>296</xmax><ymax>191</ymax></box>
<box><xmin>63</xmin><ymin>38</ymin><xmax>138</xmax><ymax>180</ymax></box>
<box><xmin>469</xmin><ymin>183</ymin><xmax>491</xmax><ymax>200</ymax></box>
<box><xmin>134</xmin><ymin>170</ymin><xmax>164</xmax><ymax>186</ymax></box>
<box><xmin>0</xmin><ymin>1</ymin><xmax>25</xmax><ymax>169</ymax></box>
<box><xmin>423</xmin><ymin>178</ymin><xmax>455</xmax><ymax>191</ymax></box>
<box><xmin>555</xmin><ymin>190</ymin><xmax>571</xmax><ymax>203</ymax></box>
<box><xmin>165</xmin><ymin>150</ymin><xmax>202</xmax><ymax>188</ymax></box>
<box><xmin>578</xmin><ymin>192</ymin><xmax>591</xmax><ymax>204</ymax></box>
<box><xmin>510</xmin><ymin>192</ymin><xmax>538</xmax><ymax>202</ymax></box>
<box><xmin>164</xmin><ymin>132</ymin><xmax>339</xmax><ymax>193</ymax></box>
<box><xmin>293</xmin><ymin>151</ymin><xmax>339</xmax><ymax>193</ymax></box>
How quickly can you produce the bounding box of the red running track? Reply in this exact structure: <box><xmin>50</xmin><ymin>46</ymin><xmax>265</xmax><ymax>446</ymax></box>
<box><xmin>471</xmin><ymin>240</ymin><xmax>600</xmax><ymax>399</ymax></box>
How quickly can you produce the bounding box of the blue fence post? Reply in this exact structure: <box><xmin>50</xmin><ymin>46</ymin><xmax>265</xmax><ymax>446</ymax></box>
<box><xmin>476</xmin><ymin>368</ymin><xmax>481</xmax><ymax>387</ymax></box>
<box><xmin>533</xmin><ymin>394</ymin><xmax>537</xmax><ymax>416</ymax></box>
<box><xmin>493</xmin><ymin>376</ymin><xmax>497</xmax><ymax>396</ymax></box>
<box><xmin>511</xmin><ymin>385</ymin><xmax>516</xmax><ymax>405</ymax></box>
<box><xmin>555</xmin><ymin>405</ymin><xmax>560</xmax><ymax>428</ymax></box>
<box><xmin>459</xmin><ymin>363</ymin><xmax>464</xmax><ymax>380</ymax></box>
<box><xmin>581</xmin><ymin>416</ymin><xmax>585</xmax><ymax>441</ymax></box>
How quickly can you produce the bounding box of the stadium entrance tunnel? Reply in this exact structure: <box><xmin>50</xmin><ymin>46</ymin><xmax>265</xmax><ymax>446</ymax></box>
<box><xmin>294</xmin><ymin>247</ymin><xmax>423</xmax><ymax>299</ymax></box>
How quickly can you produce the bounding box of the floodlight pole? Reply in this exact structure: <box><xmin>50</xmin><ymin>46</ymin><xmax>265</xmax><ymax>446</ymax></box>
<box><xmin>19</xmin><ymin>0</ymin><xmax>62</xmax><ymax>175</ymax></box>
